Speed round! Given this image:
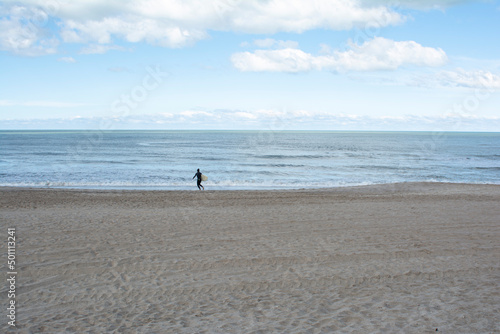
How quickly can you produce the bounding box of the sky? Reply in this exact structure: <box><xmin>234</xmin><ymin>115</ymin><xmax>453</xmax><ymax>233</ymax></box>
<box><xmin>0</xmin><ymin>0</ymin><xmax>499</xmax><ymax>131</ymax></box>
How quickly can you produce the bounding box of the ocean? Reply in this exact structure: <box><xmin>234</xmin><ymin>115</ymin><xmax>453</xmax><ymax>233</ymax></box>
<box><xmin>1</xmin><ymin>130</ymin><xmax>499</xmax><ymax>190</ymax></box>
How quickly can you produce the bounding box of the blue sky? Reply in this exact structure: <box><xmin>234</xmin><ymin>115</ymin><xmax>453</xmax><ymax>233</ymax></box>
<box><xmin>0</xmin><ymin>0</ymin><xmax>499</xmax><ymax>130</ymax></box>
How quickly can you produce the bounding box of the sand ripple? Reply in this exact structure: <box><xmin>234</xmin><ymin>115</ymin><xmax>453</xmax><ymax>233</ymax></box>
<box><xmin>1</xmin><ymin>183</ymin><xmax>499</xmax><ymax>333</ymax></box>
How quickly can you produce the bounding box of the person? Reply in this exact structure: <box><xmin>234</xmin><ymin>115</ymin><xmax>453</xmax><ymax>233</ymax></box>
<box><xmin>192</xmin><ymin>168</ymin><xmax>204</xmax><ymax>190</ymax></box>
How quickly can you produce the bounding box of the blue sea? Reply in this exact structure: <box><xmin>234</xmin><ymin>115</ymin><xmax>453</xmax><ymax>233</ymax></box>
<box><xmin>1</xmin><ymin>130</ymin><xmax>499</xmax><ymax>190</ymax></box>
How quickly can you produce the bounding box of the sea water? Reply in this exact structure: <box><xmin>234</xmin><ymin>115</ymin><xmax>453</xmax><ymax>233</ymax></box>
<box><xmin>1</xmin><ymin>130</ymin><xmax>499</xmax><ymax>190</ymax></box>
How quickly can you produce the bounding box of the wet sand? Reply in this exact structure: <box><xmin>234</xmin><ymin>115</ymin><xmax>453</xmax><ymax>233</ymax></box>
<box><xmin>1</xmin><ymin>183</ymin><xmax>499</xmax><ymax>333</ymax></box>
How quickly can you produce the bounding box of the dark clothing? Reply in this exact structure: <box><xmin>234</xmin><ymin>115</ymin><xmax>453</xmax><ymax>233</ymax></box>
<box><xmin>193</xmin><ymin>171</ymin><xmax>202</xmax><ymax>181</ymax></box>
<box><xmin>193</xmin><ymin>170</ymin><xmax>204</xmax><ymax>190</ymax></box>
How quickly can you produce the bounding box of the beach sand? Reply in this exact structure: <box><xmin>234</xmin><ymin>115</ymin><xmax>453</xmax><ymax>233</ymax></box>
<box><xmin>1</xmin><ymin>183</ymin><xmax>499</xmax><ymax>333</ymax></box>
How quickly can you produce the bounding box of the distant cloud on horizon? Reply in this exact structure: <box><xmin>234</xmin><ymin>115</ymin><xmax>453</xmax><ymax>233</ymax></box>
<box><xmin>2</xmin><ymin>109</ymin><xmax>499</xmax><ymax>132</ymax></box>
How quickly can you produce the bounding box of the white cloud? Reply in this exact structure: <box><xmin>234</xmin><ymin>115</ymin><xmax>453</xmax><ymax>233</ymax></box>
<box><xmin>436</xmin><ymin>69</ymin><xmax>500</xmax><ymax>90</ymax></box>
<box><xmin>3</xmin><ymin>109</ymin><xmax>499</xmax><ymax>131</ymax></box>
<box><xmin>217</xmin><ymin>0</ymin><xmax>403</xmax><ymax>33</ymax></box>
<box><xmin>361</xmin><ymin>0</ymin><xmax>481</xmax><ymax>10</ymax></box>
<box><xmin>255</xmin><ymin>109</ymin><xmax>288</xmax><ymax>117</ymax></box>
<box><xmin>158</xmin><ymin>112</ymin><xmax>174</xmax><ymax>118</ymax></box>
<box><xmin>180</xmin><ymin>110</ymin><xmax>214</xmax><ymax>118</ymax></box>
<box><xmin>1</xmin><ymin>0</ymin><xmax>405</xmax><ymax>54</ymax></box>
<box><xmin>0</xmin><ymin>5</ymin><xmax>58</xmax><ymax>56</ymax></box>
<box><xmin>57</xmin><ymin>56</ymin><xmax>76</xmax><ymax>63</ymax></box>
<box><xmin>79</xmin><ymin>44</ymin><xmax>127</xmax><ymax>54</ymax></box>
<box><xmin>407</xmin><ymin>68</ymin><xmax>500</xmax><ymax>90</ymax></box>
<box><xmin>231</xmin><ymin>37</ymin><xmax>448</xmax><ymax>73</ymax></box>
<box><xmin>234</xmin><ymin>111</ymin><xmax>258</xmax><ymax>119</ymax></box>
<box><xmin>61</xmin><ymin>15</ymin><xmax>208</xmax><ymax>48</ymax></box>
<box><xmin>232</xmin><ymin>48</ymin><xmax>316</xmax><ymax>73</ymax></box>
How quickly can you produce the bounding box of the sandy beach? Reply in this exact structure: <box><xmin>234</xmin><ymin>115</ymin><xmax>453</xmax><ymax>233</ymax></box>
<box><xmin>1</xmin><ymin>182</ymin><xmax>499</xmax><ymax>333</ymax></box>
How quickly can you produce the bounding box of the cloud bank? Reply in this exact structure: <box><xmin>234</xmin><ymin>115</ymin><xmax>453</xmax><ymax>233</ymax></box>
<box><xmin>2</xmin><ymin>109</ymin><xmax>499</xmax><ymax>132</ymax></box>
<box><xmin>231</xmin><ymin>37</ymin><xmax>448</xmax><ymax>72</ymax></box>
<box><xmin>1</xmin><ymin>0</ymin><xmax>406</xmax><ymax>55</ymax></box>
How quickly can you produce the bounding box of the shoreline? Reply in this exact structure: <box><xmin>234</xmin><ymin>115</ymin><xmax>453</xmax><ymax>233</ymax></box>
<box><xmin>2</xmin><ymin>182</ymin><xmax>499</xmax><ymax>332</ymax></box>
<box><xmin>1</xmin><ymin>180</ymin><xmax>500</xmax><ymax>192</ymax></box>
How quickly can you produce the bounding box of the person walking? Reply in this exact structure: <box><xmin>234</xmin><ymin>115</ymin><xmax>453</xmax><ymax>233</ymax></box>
<box><xmin>193</xmin><ymin>168</ymin><xmax>204</xmax><ymax>190</ymax></box>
